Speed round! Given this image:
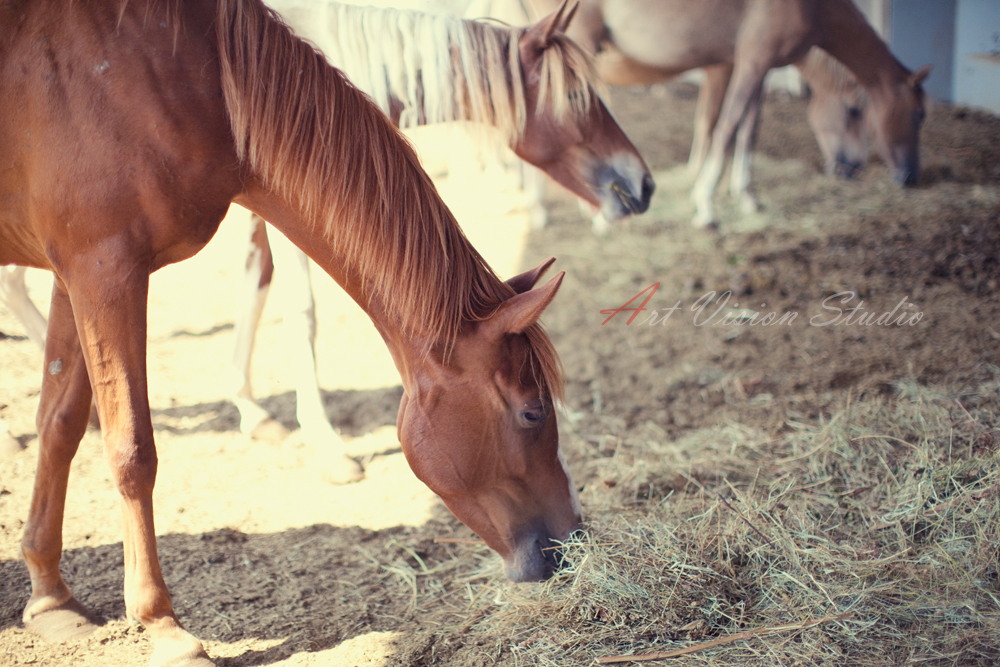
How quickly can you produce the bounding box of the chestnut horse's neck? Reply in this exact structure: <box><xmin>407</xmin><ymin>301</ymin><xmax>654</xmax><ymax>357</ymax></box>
<box><xmin>217</xmin><ymin>0</ymin><xmax>562</xmax><ymax>397</ymax></box>
<box><xmin>219</xmin><ymin>0</ymin><xmax>503</xmax><ymax>347</ymax></box>
<box><xmin>814</xmin><ymin>0</ymin><xmax>909</xmax><ymax>92</ymax></box>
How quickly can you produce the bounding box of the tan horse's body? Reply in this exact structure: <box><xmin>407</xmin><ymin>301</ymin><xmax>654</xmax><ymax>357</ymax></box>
<box><xmin>1</xmin><ymin>1</ymin><xmax>580</xmax><ymax>664</ymax></box>
<box><xmin>598</xmin><ymin>45</ymin><xmax>871</xmax><ymax>182</ymax></box>
<box><xmin>522</xmin><ymin>0</ymin><xmax>930</xmax><ymax>226</ymax></box>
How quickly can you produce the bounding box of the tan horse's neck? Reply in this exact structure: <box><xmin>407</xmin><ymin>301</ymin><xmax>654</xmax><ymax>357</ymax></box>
<box><xmin>814</xmin><ymin>0</ymin><xmax>909</xmax><ymax>91</ymax></box>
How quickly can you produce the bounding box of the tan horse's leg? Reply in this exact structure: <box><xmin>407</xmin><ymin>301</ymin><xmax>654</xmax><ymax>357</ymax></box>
<box><xmin>266</xmin><ymin>225</ymin><xmax>364</xmax><ymax>484</ymax></box>
<box><xmin>689</xmin><ymin>63</ymin><xmax>733</xmax><ymax>177</ymax></box>
<box><xmin>21</xmin><ymin>279</ymin><xmax>101</xmax><ymax>639</ymax></box>
<box><xmin>728</xmin><ymin>81</ymin><xmax>764</xmax><ymax>214</ymax></box>
<box><xmin>690</xmin><ymin>57</ymin><xmax>771</xmax><ymax>228</ymax></box>
<box><xmin>67</xmin><ymin>266</ymin><xmax>211</xmax><ymax>667</ymax></box>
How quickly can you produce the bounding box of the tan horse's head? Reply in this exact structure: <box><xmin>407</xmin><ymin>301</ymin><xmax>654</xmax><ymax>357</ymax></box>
<box><xmin>870</xmin><ymin>64</ymin><xmax>932</xmax><ymax>186</ymax></box>
<box><xmin>512</xmin><ymin>1</ymin><xmax>654</xmax><ymax>221</ymax></box>
<box><xmin>807</xmin><ymin>86</ymin><xmax>870</xmax><ymax>179</ymax></box>
<box><xmin>395</xmin><ymin>259</ymin><xmax>581</xmax><ymax>582</ymax></box>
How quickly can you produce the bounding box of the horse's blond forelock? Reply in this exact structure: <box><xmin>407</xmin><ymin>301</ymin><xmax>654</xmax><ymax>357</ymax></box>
<box><xmin>533</xmin><ymin>30</ymin><xmax>605</xmax><ymax>121</ymax></box>
<box><xmin>213</xmin><ymin>0</ymin><xmax>564</xmax><ymax>400</ymax></box>
<box><xmin>799</xmin><ymin>47</ymin><xmax>868</xmax><ymax>104</ymax></box>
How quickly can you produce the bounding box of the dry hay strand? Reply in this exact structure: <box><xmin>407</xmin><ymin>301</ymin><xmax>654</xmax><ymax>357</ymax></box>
<box><xmin>420</xmin><ymin>371</ymin><xmax>1000</xmax><ymax>666</ymax></box>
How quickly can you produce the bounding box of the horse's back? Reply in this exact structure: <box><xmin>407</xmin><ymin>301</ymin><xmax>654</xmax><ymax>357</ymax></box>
<box><xmin>0</xmin><ymin>0</ymin><xmax>241</xmax><ymax>273</ymax></box>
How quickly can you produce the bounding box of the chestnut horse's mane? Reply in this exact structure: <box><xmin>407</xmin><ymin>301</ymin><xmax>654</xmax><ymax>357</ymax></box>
<box><xmin>305</xmin><ymin>1</ymin><xmax>603</xmax><ymax>143</ymax></box>
<box><xmin>117</xmin><ymin>0</ymin><xmax>563</xmax><ymax>399</ymax></box>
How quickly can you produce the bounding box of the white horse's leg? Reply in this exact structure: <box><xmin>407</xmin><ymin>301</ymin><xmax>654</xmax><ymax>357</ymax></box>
<box><xmin>0</xmin><ymin>266</ymin><xmax>47</xmax><ymax>349</ymax></box>
<box><xmin>522</xmin><ymin>162</ymin><xmax>549</xmax><ymax>230</ymax></box>
<box><xmin>230</xmin><ymin>217</ymin><xmax>286</xmax><ymax>439</ymax></box>
<box><xmin>266</xmin><ymin>225</ymin><xmax>364</xmax><ymax>484</ymax></box>
<box><xmin>728</xmin><ymin>82</ymin><xmax>764</xmax><ymax>214</ymax></box>
<box><xmin>1</xmin><ymin>266</ymin><xmax>46</xmax><ymax>454</ymax></box>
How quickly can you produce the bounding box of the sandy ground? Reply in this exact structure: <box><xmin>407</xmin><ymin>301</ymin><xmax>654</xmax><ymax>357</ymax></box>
<box><xmin>2</xmin><ymin>81</ymin><xmax>1000</xmax><ymax>667</ymax></box>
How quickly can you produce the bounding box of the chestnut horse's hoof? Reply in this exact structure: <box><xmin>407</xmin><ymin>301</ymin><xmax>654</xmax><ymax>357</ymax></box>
<box><xmin>150</xmin><ymin>628</ymin><xmax>214</xmax><ymax>667</ymax></box>
<box><xmin>23</xmin><ymin>596</ymin><xmax>103</xmax><ymax>642</ymax></box>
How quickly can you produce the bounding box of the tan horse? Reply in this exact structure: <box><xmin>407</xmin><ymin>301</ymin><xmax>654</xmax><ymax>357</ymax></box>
<box><xmin>1</xmin><ymin>1</ymin><xmax>581</xmax><ymax>665</ymax></box>
<box><xmin>523</xmin><ymin>0</ymin><xmax>931</xmax><ymax>227</ymax></box>
<box><xmin>595</xmin><ymin>44</ymin><xmax>872</xmax><ymax>214</ymax></box>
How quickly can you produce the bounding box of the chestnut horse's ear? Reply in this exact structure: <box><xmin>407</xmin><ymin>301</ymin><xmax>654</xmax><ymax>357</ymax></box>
<box><xmin>909</xmin><ymin>64</ymin><xmax>932</xmax><ymax>87</ymax></box>
<box><xmin>534</xmin><ymin>0</ymin><xmax>579</xmax><ymax>48</ymax></box>
<box><xmin>507</xmin><ymin>257</ymin><xmax>557</xmax><ymax>294</ymax></box>
<box><xmin>485</xmin><ymin>271</ymin><xmax>564</xmax><ymax>337</ymax></box>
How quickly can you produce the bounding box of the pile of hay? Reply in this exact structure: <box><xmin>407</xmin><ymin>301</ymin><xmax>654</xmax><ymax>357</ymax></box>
<box><xmin>405</xmin><ymin>374</ymin><xmax>1000</xmax><ymax>665</ymax></box>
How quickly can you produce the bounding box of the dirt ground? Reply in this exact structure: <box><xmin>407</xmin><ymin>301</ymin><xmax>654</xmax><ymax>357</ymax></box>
<box><xmin>2</xmin><ymin>79</ymin><xmax>1000</xmax><ymax>667</ymax></box>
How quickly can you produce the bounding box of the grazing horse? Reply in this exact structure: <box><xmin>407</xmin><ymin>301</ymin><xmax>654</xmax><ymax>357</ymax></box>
<box><xmin>228</xmin><ymin>0</ymin><xmax>653</xmax><ymax>482</ymax></box>
<box><xmin>519</xmin><ymin>0</ymin><xmax>931</xmax><ymax>227</ymax></box>
<box><xmin>1</xmin><ymin>1</ymin><xmax>581</xmax><ymax>665</ymax></box>
<box><xmin>594</xmin><ymin>44</ymin><xmax>871</xmax><ymax>214</ymax></box>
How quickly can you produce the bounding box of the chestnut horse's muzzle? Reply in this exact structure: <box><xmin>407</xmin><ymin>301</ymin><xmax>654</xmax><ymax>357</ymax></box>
<box><xmin>503</xmin><ymin>523</ymin><xmax>583</xmax><ymax>582</ymax></box>
<box><xmin>595</xmin><ymin>158</ymin><xmax>655</xmax><ymax>221</ymax></box>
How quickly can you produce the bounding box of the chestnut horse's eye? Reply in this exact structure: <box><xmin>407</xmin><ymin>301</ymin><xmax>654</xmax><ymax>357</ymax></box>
<box><xmin>518</xmin><ymin>406</ymin><xmax>547</xmax><ymax>428</ymax></box>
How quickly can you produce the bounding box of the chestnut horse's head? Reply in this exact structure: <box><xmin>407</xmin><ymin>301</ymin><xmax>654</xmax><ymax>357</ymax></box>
<box><xmin>396</xmin><ymin>259</ymin><xmax>581</xmax><ymax>582</ymax></box>
<box><xmin>869</xmin><ymin>64</ymin><xmax>931</xmax><ymax>186</ymax></box>
<box><xmin>512</xmin><ymin>1</ymin><xmax>654</xmax><ymax>221</ymax></box>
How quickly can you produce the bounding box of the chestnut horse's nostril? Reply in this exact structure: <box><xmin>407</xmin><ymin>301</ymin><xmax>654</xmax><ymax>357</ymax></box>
<box><xmin>640</xmin><ymin>172</ymin><xmax>655</xmax><ymax>209</ymax></box>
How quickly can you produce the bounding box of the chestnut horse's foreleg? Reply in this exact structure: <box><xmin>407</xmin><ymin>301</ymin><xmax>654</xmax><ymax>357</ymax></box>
<box><xmin>66</xmin><ymin>267</ymin><xmax>211</xmax><ymax>667</ymax></box>
<box><xmin>728</xmin><ymin>82</ymin><xmax>764</xmax><ymax>214</ymax></box>
<box><xmin>266</xmin><ymin>225</ymin><xmax>364</xmax><ymax>484</ymax></box>
<box><xmin>688</xmin><ymin>63</ymin><xmax>733</xmax><ymax>177</ymax></box>
<box><xmin>21</xmin><ymin>279</ymin><xmax>101</xmax><ymax>640</ymax></box>
<box><xmin>230</xmin><ymin>215</ymin><xmax>285</xmax><ymax>439</ymax></box>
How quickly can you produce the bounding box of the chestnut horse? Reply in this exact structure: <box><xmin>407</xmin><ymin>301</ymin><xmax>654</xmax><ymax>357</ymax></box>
<box><xmin>522</xmin><ymin>0</ymin><xmax>931</xmax><ymax>227</ymax></box>
<box><xmin>1</xmin><ymin>1</ymin><xmax>581</xmax><ymax>665</ymax></box>
<box><xmin>228</xmin><ymin>0</ymin><xmax>652</xmax><ymax>482</ymax></box>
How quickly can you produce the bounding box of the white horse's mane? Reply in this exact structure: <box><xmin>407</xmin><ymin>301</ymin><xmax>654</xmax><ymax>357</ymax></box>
<box><xmin>269</xmin><ymin>0</ymin><xmax>600</xmax><ymax>144</ymax></box>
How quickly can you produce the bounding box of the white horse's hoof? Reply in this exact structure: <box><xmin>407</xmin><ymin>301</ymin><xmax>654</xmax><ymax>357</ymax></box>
<box><xmin>0</xmin><ymin>430</ymin><xmax>24</xmax><ymax>456</ymax></box>
<box><xmin>591</xmin><ymin>213</ymin><xmax>610</xmax><ymax>236</ymax></box>
<box><xmin>739</xmin><ymin>192</ymin><xmax>761</xmax><ymax>214</ymax></box>
<box><xmin>248</xmin><ymin>418</ymin><xmax>291</xmax><ymax>442</ymax></box>
<box><xmin>691</xmin><ymin>211</ymin><xmax>718</xmax><ymax>229</ymax></box>
<box><xmin>315</xmin><ymin>448</ymin><xmax>365</xmax><ymax>485</ymax></box>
